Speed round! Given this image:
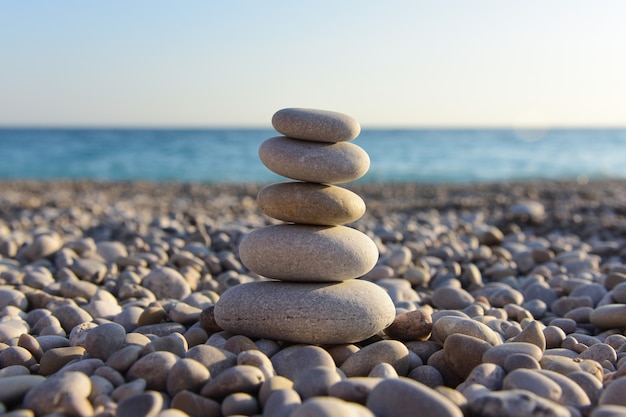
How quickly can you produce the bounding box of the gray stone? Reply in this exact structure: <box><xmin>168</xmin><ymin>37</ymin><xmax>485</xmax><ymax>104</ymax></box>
<box><xmin>23</xmin><ymin>371</ymin><xmax>93</xmax><ymax>416</ymax></box>
<box><xmin>366</xmin><ymin>377</ymin><xmax>463</xmax><ymax>417</ymax></box>
<box><xmin>142</xmin><ymin>266</ymin><xmax>191</xmax><ymax>300</ymax></box>
<box><xmin>340</xmin><ymin>340</ymin><xmax>410</xmax><ymax>377</ymax></box>
<box><xmin>468</xmin><ymin>389</ymin><xmax>570</xmax><ymax>417</ymax></box>
<box><xmin>259</xmin><ymin>136</ymin><xmax>370</xmax><ymax>184</ymax></box>
<box><xmin>238</xmin><ymin>224</ymin><xmax>378</xmax><ymax>282</ymax></box>
<box><xmin>257</xmin><ymin>182</ymin><xmax>366</xmax><ymax>225</ymax></box>
<box><xmin>271</xmin><ymin>107</ymin><xmax>361</xmax><ymax>142</ymax></box>
<box><xmin>215</xmin><ymin>280</ymin><xmax>395</xmax><ymax>345</ymax></box>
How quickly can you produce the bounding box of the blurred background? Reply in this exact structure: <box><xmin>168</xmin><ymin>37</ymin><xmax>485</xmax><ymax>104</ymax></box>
<box><xmin>1</xmin><ymin>1</ymin><xmax>625</xmax><ymax>184</ymax></box>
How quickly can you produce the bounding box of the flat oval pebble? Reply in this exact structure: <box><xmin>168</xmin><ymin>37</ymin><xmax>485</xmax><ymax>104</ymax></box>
<box><xmin>340</xmin><ymin>340</ymin><xmax>410</xmax><ymax>377</ymax></box>
<box><xmin>259</xmin><ymin>136</ymin><xmax>370</xmax><ymax>184</ymax></box>
<box><xmin>215</xmin><ymin>280</ymin><xmax>395</xmax><ymax>344</ymax></box>
<box><xmin>270</xmin><ymin>345</ymin><xmax>336</xmax><ymax>381</ymax></box>
<box><xmin>366</xmin><ymin>377</ymin><xmax>463</xmax><ymax>417</ymax></box>
<box><xmin>590</xmin><ymin>304</ymin><xmax>626</xmax><ymax>328</ymax></box>
<box><xmin>142</xmin><ymin>266</ymin><xmax>191</xmax><ymax>300</ymax></box>
<box><xmin>200</xmin><ymin>364</ymin><xmax>265</xmax><ymax>401</ymax></box>
<box><xmin>443</xmin><ymin>333</ymin><xmax>493</xmax><ymax>378</ymax></box>
<box><xmin>126</xmin><ymin>351</ymin><xmax>179</xmax><ymax>391</ymax></box>
<box><xmin>116</xmin><ymin>391</ymin><xmax>163</xmax><ymax>417</ymax></box>
<box><xmin>503</xmin><ymin>368</ymin><xmax>562</xmax><ymax>401</ymax></box>
<box><xmin>257</xmin><ymin>182</ymin><xmax>366</xmax><ymax>225</ymax></box>
<box><xmin>433</xmin><ymin>315</ymin><xmax>502</xmax><ymax>346</ymax></box>
<box><xmin>0</xmin><ymin>375</ymin><xmax>46</xmax><ymax>404</ymax></box>
<box><xmin>238</xmin><ymin>224</ymin><xmax>378</xmax><ymax>282</ymax></box>
<box><xmin>272</xmin><ymin>108</ymin><xmax>361</xmax><ymax>143</ymax></box>
<box><xmin>468</xmin><ymin>389</ymin><xmax>571</xmax><ymax>417</ymax></box>
<box><xmin>23</xmin><ymin>371</ymin><xmax>93</xmax><ymax>417</ymax></box>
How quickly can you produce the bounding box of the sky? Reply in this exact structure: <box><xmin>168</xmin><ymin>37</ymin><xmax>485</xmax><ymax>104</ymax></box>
<box><xmin>1</xmin><ymin>1</ymin><xmax>625</xmax><ymax>128</ymax></box>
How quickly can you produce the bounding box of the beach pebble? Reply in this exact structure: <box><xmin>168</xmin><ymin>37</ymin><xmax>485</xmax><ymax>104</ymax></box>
<box><xmin>503</xmin><ymin>368</ymin><xmax>562</xmax><ymax>401</ymax></box>
<box><xmin>186</xmin><ymin>344</ymin><xmax>237</xmax><ymax>377</ymax></box>
<box><xmin>23</xmin><ymin>371</ymin><xmax>93</xmax><ymax>417</ymax></box>
<box><xmin>590</xmin><ymin>304</ymin><xmax>626</xmax><ymax>328</ymax></box>
<box><xmin>19</xmin><ymin>233</ymin><xmax>62</xmax><ymax>261</ymax></box>
<box><xmin>221</xmin><ymin>392</ymin><xmax>260</xmax><ymax>416</ymax></box>
<box><xmin>592</xmin><ymin>405</ymin><xmax>626</xmax><ymax>417</ymax></box>
<box><xmin>258</xmin><ymin>375</ymin><xmax>294</xmax><ymax>406</ymax></box>
<box><xmin>369</xmin><ymin>362</ymin><xmax>400</xmax><ymax>379</ymax></box>
<box><xmin>328</xmin><ymin>377</ymin><xmax>382</xmax><ymax>405</ymax></box>
<box><xmin>83</xmin><ymin>322</ymin><xmax>126</xmax><ymax>360</ymax></box>
<box><xmin>238</xmin><ymin>224</ymin><xmax>378</xmax><ymax>282</ymax></box>
<box><xmin>69</xmin><ymin>258</ymin><xmax>107</xmax><ymax>283</ymax></box>
<box><xmin>200</xmin><ymin>364</ymin><xmax>265</xmax><ymax>401</ymax></box>
<box><xmin>340</xmin><ymin>340</ymin><xmax>410</xmax><ymax>377</ymax></box>
<box><xmin>293</xmin><ymin>366</ymin><xmax>343</xmax><ymax>399</ymax></box>
<box><xmin>166</xmin><ymin>358</ymin><xmax>210</xmax><ymax>397</ymax></box>
<box><xmin>116</xmin><ymin>391</ymin><xmax>164</xmax><ymax>417</ymax></box>
<box><xmin>171</xmin><ymin>390</ymin><xmax>221</xmax><ymax>417</ymax></box>
<box><xmin>257</xmin><ymin>182</ymin><xmax>366</xmax><ymax>225</ymax></box>
<box><xmin>431</xmin><ymin>286</ymin><xmax>475</xmax><ymax>310</ymax></box>
<box><xmin>537</xmin><ymin>369</ymin><xmax>591</xmax><ymax>407</ymax></box>
<box><xmin>271</xmin><ymin>108</ymin><xmax>361</xmax><ymax>143</ymax></box>
<box><xmin>126</xmin><ymin>351</ymin><xmax>179</xmax><ymax>391</ymax></box>
<box><xmin>433</xmin><ymin>315</ymin><xmax>502</xmax><ymax>346</ymax></box>
<box><xmin>482</xmin><ymin>342</ymin><xmax>543</xmax><ymax>368</ymax></box>
<box><xmin>141</xmin><ymin>267</ymin><xmax>191</xmax><ymax>300</ymax></box>
<box><xmin>111</xmin><ymin>378</ymin><xmax>147</xmax><ymax>402</ymax></box>
<box><xmin>215</xmin><ymin>280</ymin><xmax>395</xmax><ymax>345</ymax></box>
<box><xmin>292</xmin><ymin>396</ymin><xmax>374</xmax><ymax>417</ymax></box>
<box><xmin>366</xmin><ymin>377</ymin><xmax>463</xmax><ymax>417</ymax></box>
<box><xmin>52</xmin><ymin>304</ymin><xmax>93</xmax><ymax>333</ymax></box>
<box><xmin>0</xmin><ymin>375</ymin><xmax>46</xmax><ymax>405</ymax></box>
<box><xmin>39</xmin><ymin>346</ymin><xmax>85</xmax><ymax>375</ymax></box>
<box><xmin>408</xmin><ymin>365</ymin><xmax>444</xmax><ymax>388</ymax></box>
<box><xmin>444</xmin><ymin>333</ymin><xmax>493</xmax><ymax>378</ymax></box>
<box><xmin>262</xmin><ymin>388</ymin><xmax>301</xmax><ymax>417</ymax></box>
<box><xmin>0</xmin><ymin>288</ymin><xmax>28</xmax><ymax>310</ymax></box>
<box><xmin>463</xmin><ymin>363</ymin><xmax>505</xmax><ymax>390</ymax></box>
<box><xmin>96</xmin><ymin>240</ymin><xmax>128</xmax><ymax>263</ymax></box>
<box><xmin>383</xmin><ymin>308</ymin><xmax>432</xmax><ymax>341</ymax></box>
<box><xmin>510</xmin><ymin>201</ymin><xmax>545</xmax><ymax>222</ymax></box>
<box><xmin>599</xmin><ymin>377</ymin><xmax>626</xmax><ymax>406</ymax></box>
<box><xmin>259</xmin><ymin>136</ymin><xmax>370</xmax><ymax>184</ymax></box>
<box><xmin>237</xmin><ymin>349</ymin><xmax>276</xmax><ymax>381</ymax></box>
<box><xmin>271</xmin><ymin>345</ymin><xmax>336</xmax><ymax>381</ymax></box>
<box><xmin>468</xmin><ymin>389</ymin><xmax>571</xmax><ymax>417</ymax></box>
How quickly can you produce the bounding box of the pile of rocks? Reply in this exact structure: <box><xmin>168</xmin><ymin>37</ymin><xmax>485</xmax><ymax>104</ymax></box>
<box><xmin>215</xmin><ymin>108</ymin><xmax>396</xmax><ymax>344</ymax></box>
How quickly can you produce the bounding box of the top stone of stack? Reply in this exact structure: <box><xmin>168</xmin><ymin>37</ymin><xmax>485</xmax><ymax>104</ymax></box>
<box><xmin>272</xmin><ymin>108</ymin><xmax>361</xmax><ymax>142</ymax></box>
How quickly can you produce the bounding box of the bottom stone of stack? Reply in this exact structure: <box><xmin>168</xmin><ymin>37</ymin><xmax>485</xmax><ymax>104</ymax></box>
<box><xmin>214</xmin><ymin>279</ymin><xmax>396</xmax><ymax>345</ymax></box>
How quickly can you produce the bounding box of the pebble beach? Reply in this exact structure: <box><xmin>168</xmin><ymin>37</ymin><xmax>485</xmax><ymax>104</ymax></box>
<box><xmin>2</xmin><ymin>179</ymin><xmax>626</xmax><ymax>417</ymax></box>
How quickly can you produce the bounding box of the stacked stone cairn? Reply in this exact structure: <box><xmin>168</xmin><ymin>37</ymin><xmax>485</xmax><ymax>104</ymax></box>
<box><xmin>214</xmin><ymin>108</ymin><xmax>396</xmax><ymax>345</ymax></box>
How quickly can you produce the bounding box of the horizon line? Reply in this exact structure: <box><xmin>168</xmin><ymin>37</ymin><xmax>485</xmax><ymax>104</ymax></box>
<box><xmin>2</xmin><ymin>124</ymin><xmax>626</xmax><ymax>131</ymax></box>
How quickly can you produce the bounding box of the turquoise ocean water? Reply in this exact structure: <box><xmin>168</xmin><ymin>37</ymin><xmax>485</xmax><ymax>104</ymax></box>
<box><xmin>1</xmin><ymin>128</ymin><xmax>625</xmax><ymax>184</ymax></box>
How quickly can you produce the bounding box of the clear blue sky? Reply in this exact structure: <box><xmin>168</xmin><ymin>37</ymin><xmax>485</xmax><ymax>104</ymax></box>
<box><xmin>1</xmin><ymin>1</ymin><xmax>624</xmax><ymax>128</ymax></box>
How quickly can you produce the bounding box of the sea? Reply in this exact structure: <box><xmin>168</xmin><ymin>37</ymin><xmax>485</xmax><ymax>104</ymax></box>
<box><xmin>1</xmin><ymin>128</ymin><xmax>626</xmax><ymax>184</ymax></box>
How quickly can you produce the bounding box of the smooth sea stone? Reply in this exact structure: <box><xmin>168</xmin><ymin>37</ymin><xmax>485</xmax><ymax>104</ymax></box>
<box><xmin>590</xmin><ymin>304</ymin><xmax>626</xmax><ymax>328</ymax></box>
<box><xmin>271</xmin><ymin>108</ymin><xmax>361</xmax><ymax>143</ymax></box>
<box><xmin>238</xmin><ymin>224</ymin><xmax>378</xmax><ymax>282</ymax></box>
<box><xmin>468</xmin><ymin>389</ymin><xmax>570</xmax><ymax>417</ymax></box>
<box><xmin>215</xmin><ymin>280</ymin><xmax>395</xmax><ymax>345</ymax></box>
<box><xmin>257</xmin><ymin>182</ymin><xmax>366</xmax><ymax>225</ymax></box>
<box><xmin>366</xmin><ymin>377</ymin><xmax>463</xmax><ymax>417</ymax></box>
<box><xmin>259</xmin><ymin>136</ymin><xmax>370</xmax><ymax>184</ymax></box>
<box><xmin>0</xmin><ymin>375</ymin><xmax>46</xmax><ymax>404</ymax></box>
<box><xmin>271</xmin><ymin>345</ymin><xmax>336</xmax><ymax>382</ymax></box>
<box><xmin>340</xmin><ymin>340</ymin><xmax>410</xmax><ymax>377</ymax></box>
<box><xmin>503</xmin><ymin>369</ymin><xmax>562</xmax><ymax>401</ymax></box>
<box><xmin>432</xmin><ymin>315</ymin><xmax>502</xmax><ymax>346</ymax></box>
<box><xmin>23</xmin><ymin>371</ymin><xmax>93</xmax><ymax>417</ymax></box>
